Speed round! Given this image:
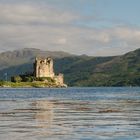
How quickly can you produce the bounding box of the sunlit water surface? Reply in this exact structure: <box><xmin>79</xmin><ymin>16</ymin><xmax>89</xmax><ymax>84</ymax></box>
<box><xmin>0</xmin><ymin>87</ymin><xmax>140</xmax><ymax>140</ymax></box>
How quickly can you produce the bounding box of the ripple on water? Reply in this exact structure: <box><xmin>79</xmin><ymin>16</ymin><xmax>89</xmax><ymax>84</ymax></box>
<box><xmin>0</xmin><ymin>87</ymin><xmax>140</xmax><ymax>140</ymax></box>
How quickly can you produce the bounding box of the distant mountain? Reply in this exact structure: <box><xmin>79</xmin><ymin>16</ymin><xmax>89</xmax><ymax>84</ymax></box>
<box><xmin>61</xmin><ymin>48</ymin><xmax>140</xmax><ymax>86</ymax></box>
<box><xmin>0</xmin><ymin>48</ymin><xmax>140</xmax><ymax>86</ymax></box>
<box><xmin>0</xmin><ymin>48</ymin><xmax>73</xmax><ymax>70</ymax></box>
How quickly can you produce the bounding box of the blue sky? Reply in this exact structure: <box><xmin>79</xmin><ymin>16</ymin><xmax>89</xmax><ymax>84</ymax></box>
<box><xmin>0</xmin><ymin>0</ymin><xmax>140</xmax><ymax>56</ymax></box>
<box><xmin>95</xmin><ymin>0</ymin><xmax>140</xmax><ymax>26</ymax></box>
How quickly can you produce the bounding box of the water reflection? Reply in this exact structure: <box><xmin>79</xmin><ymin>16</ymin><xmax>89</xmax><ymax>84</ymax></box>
<box><xmin>0</xmin><ymin>88</ymin><xmax>140</xmax><ymax>140</ymax></box>
<box><xmin>33</xmin><ymin>100</ymin><xmax>54</xmax><ymax>128</ymax></box>
<box><xmin>30</xmin><ymin>99</ymin><xmax>140</xmax><ymax>139</ymax></box>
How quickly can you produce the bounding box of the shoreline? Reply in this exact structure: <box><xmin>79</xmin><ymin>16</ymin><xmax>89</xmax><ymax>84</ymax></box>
<box><xmin>0</xmin><ymin>81</ymin><xmax>67</xmax><ymax>88</ymax></box>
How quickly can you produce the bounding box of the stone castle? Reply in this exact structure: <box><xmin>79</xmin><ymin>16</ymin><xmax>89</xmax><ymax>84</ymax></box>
<box><xmin>34</xmin><ymin>57</ymin><xmax>64</xmax><ymax>86</ymax></box>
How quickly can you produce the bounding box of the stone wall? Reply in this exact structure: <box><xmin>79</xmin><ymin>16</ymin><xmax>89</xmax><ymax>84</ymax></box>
<box><xmin>54</xmin><ymin>74</ymin><xmax>64</xmax><ymax>85</ymax></box>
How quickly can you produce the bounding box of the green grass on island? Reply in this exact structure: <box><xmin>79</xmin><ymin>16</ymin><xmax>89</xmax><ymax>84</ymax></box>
<box><xmin>0</xmin><ymin>81</ymin><xmax>64</xmax><ymax>88</ymax></box>
<box><xmin>0</xmin><ymin>76</ymin><xmax>66</xmax><ymax>88</ymax></box>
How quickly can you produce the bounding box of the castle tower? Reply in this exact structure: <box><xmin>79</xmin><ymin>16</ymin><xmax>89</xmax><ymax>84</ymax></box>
<box><xmin>34</xmin><ymin>57</ymin><xmax>55</xmax><ymax>78</ymax></box>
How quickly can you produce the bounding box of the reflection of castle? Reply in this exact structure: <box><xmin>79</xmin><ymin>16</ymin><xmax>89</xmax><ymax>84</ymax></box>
<box><xmin>34</xmin><ymin>100</ymin><xmax>54</xmax><ymax>128</ymax></box>
<box><xmin>34</xmin><ymin>57</ymin><xmax>65</xmax><ymax>86</ymax></box>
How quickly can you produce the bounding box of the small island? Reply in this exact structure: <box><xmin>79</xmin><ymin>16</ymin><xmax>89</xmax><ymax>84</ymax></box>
<box><xmin>0</xmin><ymin>57</ymin><xmax>67</xmax><ymax>88</ymax></box>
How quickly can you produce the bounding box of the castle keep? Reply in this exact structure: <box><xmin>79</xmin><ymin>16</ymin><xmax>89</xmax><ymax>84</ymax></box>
<box><xmin>34</xmin><ymin>57</ymin><xmax>54</xmax><ymax>78</ymax></box>
<box><xmin>34</xmin><ymin>57</ymin><xmax>64</xmax><ymax>85</ymax></box>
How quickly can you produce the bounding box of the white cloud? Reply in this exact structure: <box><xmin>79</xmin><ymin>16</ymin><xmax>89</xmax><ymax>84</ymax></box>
<box><xmin>0</xmin><ymin>3</ymin><xmax>139</xmax><ymax>56</ymax></box>
<box><xmin>0</xmin><ymin>3</ymin><xmax>79</xmax><ymax>25</ymax></box>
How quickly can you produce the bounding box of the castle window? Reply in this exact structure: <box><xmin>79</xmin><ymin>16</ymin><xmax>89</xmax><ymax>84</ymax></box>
<box><xmin>40</xmin><ymin>60</ymin><xmax>44</xmax><ymax>64</ymax></box>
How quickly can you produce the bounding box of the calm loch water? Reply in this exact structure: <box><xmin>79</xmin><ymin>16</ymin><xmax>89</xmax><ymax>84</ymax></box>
<box><xmin>0</xmin><ymin>87</ymin><xmax>140</xmax><ymax>140</ymax></box>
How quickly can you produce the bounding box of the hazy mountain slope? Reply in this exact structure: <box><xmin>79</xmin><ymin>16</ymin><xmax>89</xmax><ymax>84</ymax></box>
<box><xmin>69</xmin><ymin>48</ymin><xmax>140</xmax><ymax>86</ymax></box>
<box><xmin>54</xmin><ymin>56</ymin><xmax>114</xmax><ymax>85</ymax></box>
<box><xmin>0</xmin><ymin>63</ymin><xmax>33</xmax><ymax>80</ymax></box>
<box><xmin>94</xmin><ymin>49</ymin><xmax>140</xmax><ymax>74</ymax></box>
<box><xmin>0</xmin><ymin>48</ymin><xmax>73</xmax><ymax>70</ymax></box>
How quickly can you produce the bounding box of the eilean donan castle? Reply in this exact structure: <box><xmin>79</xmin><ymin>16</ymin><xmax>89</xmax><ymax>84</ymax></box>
<box><xmin>34</xmin><ymin>57</ymin><xmax>64</xmax><ymax>86</ymax></box>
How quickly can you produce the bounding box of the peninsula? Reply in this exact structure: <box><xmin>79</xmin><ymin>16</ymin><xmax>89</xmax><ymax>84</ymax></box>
<box><xmin>0</xmin><ymin>57</ymin><xmax>67</xmax><ymax>88</ymax></box>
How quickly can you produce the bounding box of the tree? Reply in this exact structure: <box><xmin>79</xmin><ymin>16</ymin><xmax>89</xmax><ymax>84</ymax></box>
<box><xmin>11</xmin><ymin>76</ymin><xmax>22</xmax><ymax>83</ymax></box>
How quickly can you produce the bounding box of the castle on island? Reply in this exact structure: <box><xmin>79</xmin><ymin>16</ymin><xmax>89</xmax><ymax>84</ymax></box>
<box><xmin>10</xmin><ymin>57</ymin><xmax>66</xmax><ymax>87</ymax></box>
<box><xmin>34</xmin><ymin>57</ymin><xmax>65</xmax><ymax>86</ymax></box>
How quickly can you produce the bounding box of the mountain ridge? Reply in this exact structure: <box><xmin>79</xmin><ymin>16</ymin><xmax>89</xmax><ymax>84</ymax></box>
<box><xmin>0</xmin><ymin>48</ymin><xmax>140</xmax><ymax>86</ymax></box>
<box><xmin>0</xmin><ymin>48</ymin><xmax>74</xmax><ymax>70</ymax></box>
